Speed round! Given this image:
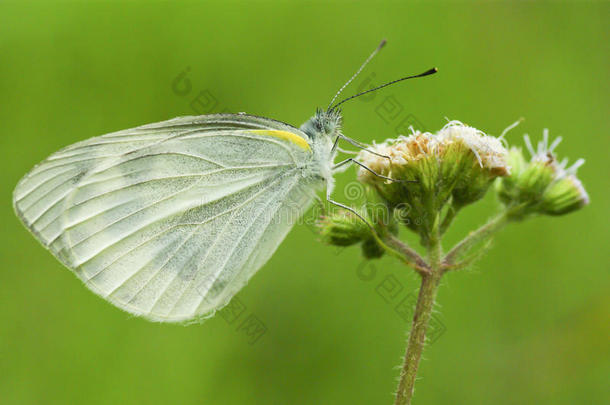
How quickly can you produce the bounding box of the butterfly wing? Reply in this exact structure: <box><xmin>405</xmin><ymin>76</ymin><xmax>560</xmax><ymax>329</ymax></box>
<box><xmin>13</xmin><ymin>114</ymin><xmax>319</xmax><ymax>322</ymax></box>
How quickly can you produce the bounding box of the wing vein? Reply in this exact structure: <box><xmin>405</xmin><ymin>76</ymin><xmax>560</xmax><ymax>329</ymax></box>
<box><xmin>123</xmin><ymin>169</ymin><xmax>296</xmax><ymax>310</ymax></box>
<box><xmin>190</xmin><ymin>174</ymin><xmax>297</xmax><ymax>317</ymax></box>
<box><xmin>15</xmin><ymin>166</ymin><xmax>80</xmax><ymax>202</ymax></box>
<box><xmin>76</xmin><ymin>167</ymin><xmax>293</xmax><ymax>268</ymax></box>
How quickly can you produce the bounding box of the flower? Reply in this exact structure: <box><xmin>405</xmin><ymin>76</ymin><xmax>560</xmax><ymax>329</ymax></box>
<box><xmin>356</xmin><ymin>121</ymin><xmax>509</xmax><ymax>237</ymax></box>
<box><xmin>436</xmin><ymin>121</ymin><xmax>509</xmax><ymax>207</ymax></box>
<box><xmin>496</xmin><ymin>129</ymin><xmax>589</xmax><ymax>218</ymax></box>
<box><xmin>436</xmin><ymin>121</ymin><xmax>508</xmax><ymax>176</ymax></box>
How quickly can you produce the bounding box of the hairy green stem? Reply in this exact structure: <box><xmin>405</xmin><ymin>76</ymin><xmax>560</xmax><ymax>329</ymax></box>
<box><xmin>394</xmin><ymin>226</ymin><xmax>442</xmax><ymax>405</ymax></box>
<box><xmin>443</xmin><ymin>211</ymin><xmax>509</xmax><ymax>267</ymax></box>
<box><xmin>371</xmin><ymin>231</ymin><xmax>421</xmax><ymax>268</ymax></box>
<box><xmin>391</xmin><ymin>209</ymin><xmax>515</xmax><ymax>403</ymax></box>
<box><xmin>385</xmin><ymin>234</ymin><xmax>429</xmax><ymax>274</ymax></box>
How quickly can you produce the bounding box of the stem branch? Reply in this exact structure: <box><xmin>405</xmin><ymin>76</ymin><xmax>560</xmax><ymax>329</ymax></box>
<box><xmin>385</xmin><ymin>234</ymin><xmax>430</xmax><ymax>275</ymax></box>
<box><xmin>443</xmin><ymin>211</ymin><xmax>509</xmax><ymax>269</ymax></box>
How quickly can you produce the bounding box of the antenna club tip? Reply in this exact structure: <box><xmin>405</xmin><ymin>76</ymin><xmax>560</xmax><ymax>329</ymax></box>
<box><xmin>419</xmin><ymin>67</ymin><xmax>438</xmax><ymax>77</ymax></box>
<box><xmin>378</xmin><ymin>39</ymin><xmax>387</xmax><ymax>49</ymax></box>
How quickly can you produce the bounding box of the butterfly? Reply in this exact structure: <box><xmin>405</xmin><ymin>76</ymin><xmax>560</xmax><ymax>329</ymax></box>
<box><xmin>13</xmin><ymin>40</ymin><xmax>436</xmax><ymax>322</ymax></box>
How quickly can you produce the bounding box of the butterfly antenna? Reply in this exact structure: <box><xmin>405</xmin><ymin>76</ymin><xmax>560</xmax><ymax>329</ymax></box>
<box><xmin>327</xmin><ymin>39</ymin><xmax>387</xmax><ymax>111</ymax></box>
<box><xmin>329</xmin><ymin>67</ymin><xmax>438</xmax><ymax>112</ymax></box>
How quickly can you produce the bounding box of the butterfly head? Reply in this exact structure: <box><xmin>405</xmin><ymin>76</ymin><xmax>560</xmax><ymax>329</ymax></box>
<box><xmin>299</xmin><ymin>108</ymin><xmax>343</xmax><ymax>140</ymax></box>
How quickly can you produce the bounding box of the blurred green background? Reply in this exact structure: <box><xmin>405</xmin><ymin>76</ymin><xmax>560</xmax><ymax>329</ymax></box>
<box><xmin>1</xmin><ymin>1</ymin><xmax>608</xmax><ymax>404</ymax></box>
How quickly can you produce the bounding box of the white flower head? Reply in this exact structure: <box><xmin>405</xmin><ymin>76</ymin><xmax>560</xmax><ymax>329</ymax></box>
<box><xmin>356</xmin><ymin>120</ymin><xmax>510</xmax><ymax>183</ymax></box>
<box><xmin>356</xmin><ymin>131</ymin><xmax>437</xmax><ymax>183</ymax></box>
<box><xmin>436</xmin><ymin>120</ymin><xmax>509</xmax><ymax>175</ymax></box>
<box><xmin>355</xmin><ymin>121</ymin><xmax>511</xmax><ymax>237</ymax></box>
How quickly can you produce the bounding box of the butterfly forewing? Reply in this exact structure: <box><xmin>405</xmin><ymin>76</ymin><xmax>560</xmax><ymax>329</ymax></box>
<box><xmin>13</xmin><ymin>114</ymin><xmax>317</xmax><ymax>322</ymax></box>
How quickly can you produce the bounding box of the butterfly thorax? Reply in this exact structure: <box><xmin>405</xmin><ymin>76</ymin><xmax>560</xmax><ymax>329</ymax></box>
<box><xmin>299</xmin><ymin>109</ymin><xmax>343</xmax><ymax>192</ymax></box>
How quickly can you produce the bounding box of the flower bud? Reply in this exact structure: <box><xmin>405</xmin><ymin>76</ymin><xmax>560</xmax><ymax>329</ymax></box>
<box><xmin>496</xmin><ymin>130</ymin><xmax>589</xmax><ymax>219</ymax></box>
<box><xmin>361</xmin><ymin>237</ymin><xmax>385</xmax><ymax>259</ymax></box>
<box><xmin>540</xmin><ymin>175</ymin><xmax>589</xmax><ymax>215</ymax></box>
<box><xmin>317</xmin><ymin>209</ymin><xmax>370</xmax><ymax>246</ymax></box>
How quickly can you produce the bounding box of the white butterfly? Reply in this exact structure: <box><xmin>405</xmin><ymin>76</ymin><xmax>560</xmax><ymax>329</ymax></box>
<box><xmin>13</xmin><ymin>41</ymin><xmax>436</xmax><ymax>322</ymax></box>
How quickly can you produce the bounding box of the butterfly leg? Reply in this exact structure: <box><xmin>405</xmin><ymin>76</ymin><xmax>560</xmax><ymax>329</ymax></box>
<box><xmin>330</xmin><ymin>135</ymin><xmax>390</xmax><ymax>160</ymax></box>
<box><xmin>325</xmin><ymin>188</ymin><xmax>374</xmax><ymax>229</ymax></box>
<box><xmin>332</xmin><ymin>158</ymin><xmax>413</xmax><ymax>183</ymax></box>
<box><xmin>338</xmin><ymin>134</ymin><xmax>391</xmax><ymax>160</ymax></box>
<box><xmin>337</xmin><ymin>147</ymin><xmax>359</xmax><ymax>155</ymax></box>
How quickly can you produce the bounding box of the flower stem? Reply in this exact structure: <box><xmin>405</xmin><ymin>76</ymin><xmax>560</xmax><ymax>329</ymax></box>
<box><xmin>385</xmin><ymin>234</ymin><xmax>430</xmax><ymax>275</ymax></box>
<box><xmin>443</xmin><ymin>211</ymin><xmax>509</xmax><ymax>268</ymax></box>
<box><xmin>394</xmin><ymin>227</ymin><xmax>442</xmax><ymax>405</ymax></box>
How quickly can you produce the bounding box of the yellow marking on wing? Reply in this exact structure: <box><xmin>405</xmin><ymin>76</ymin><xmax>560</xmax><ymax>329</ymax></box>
<box><xmin>249</xmin><ymin>130</ymin><xmax>311</xmax><ymax>151</ymax></box>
